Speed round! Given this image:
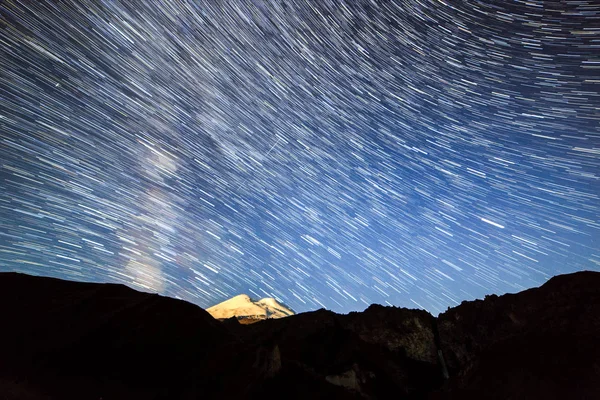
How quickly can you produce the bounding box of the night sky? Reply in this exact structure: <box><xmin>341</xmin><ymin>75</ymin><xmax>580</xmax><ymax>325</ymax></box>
<box><xmin>1</xmin><ymin>1</ymin><xmax>599</xmax><ymax>315</ymax></box>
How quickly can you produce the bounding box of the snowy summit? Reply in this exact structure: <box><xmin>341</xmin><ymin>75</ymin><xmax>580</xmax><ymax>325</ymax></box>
<box><xmin>207</xmin><ymin>294</ymin><xmax>295</xmax><ymax>323</ymax></box>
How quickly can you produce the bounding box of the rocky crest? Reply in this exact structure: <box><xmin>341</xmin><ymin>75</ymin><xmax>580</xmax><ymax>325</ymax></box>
<box><xmin>434</xmin><ymin>271</ymin><xmax>600</xmax><ymax>399</ymax></box>
<box><xmin>0</xmin><ymin>271</ymin><xmax>598</xmax><ymax>399</ymax></box>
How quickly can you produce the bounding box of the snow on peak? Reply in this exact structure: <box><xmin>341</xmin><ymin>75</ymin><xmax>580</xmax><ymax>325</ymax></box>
<box><xmin>207</xmin><ymin>294</ymin><xmax>294</xmax><ymax>321</ymax></box>
<box><xmin>257</xmin><ymin>297</ymin><xmax>280</xmax><ymax>307</ymax></box>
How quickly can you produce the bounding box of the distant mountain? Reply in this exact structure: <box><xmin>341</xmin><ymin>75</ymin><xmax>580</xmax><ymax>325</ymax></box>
<box><xmin>0</xmin><ymin>270</ymin><xmax>599</xmax><ymax>399</ymax></box>
<box><xmin>207</xmin><ymin>294</ymin><xmax>295</xmax><ymax>323</ymax></box>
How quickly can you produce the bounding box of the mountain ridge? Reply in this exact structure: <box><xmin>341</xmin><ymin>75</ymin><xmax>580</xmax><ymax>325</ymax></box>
<box><xmin>0</xmin><ymin>270</ymin><xmax>598</xmax><ymax>399</ymax></box>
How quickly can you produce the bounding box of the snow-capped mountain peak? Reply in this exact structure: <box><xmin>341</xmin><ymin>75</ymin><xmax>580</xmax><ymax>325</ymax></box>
<box><xmin>207</xmin><ymin>294</ymin><xmax>294</xmax><ymax>322</ymax></box>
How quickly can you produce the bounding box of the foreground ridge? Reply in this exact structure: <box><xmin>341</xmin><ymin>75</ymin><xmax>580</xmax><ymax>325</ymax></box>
<box><xmin>0</xmin><ymin>270</ymin><xmax>598</xmax><ymax>399</ymax></box>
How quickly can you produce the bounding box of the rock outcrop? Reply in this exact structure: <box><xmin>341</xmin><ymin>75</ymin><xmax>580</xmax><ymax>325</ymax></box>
<box><xmin>241</xmin><ymin>307</ymin><xmax>442</xmax><ymax>399</ymax></box>
<box><xmin>433</xmin><ymin>270</ymin><xmax>600</xmax><ymax>399</ymax></box>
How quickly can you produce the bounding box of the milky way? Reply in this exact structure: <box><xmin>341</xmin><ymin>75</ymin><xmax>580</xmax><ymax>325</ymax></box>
<box><xmin>1</xmin><ymin>1</ymin><xmax>599</xmax><ymax>315</ymax></box>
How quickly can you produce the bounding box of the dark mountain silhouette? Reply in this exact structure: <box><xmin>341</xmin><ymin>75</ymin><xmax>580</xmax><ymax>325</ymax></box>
<box><xmin>0</xmin><ymin>270</ymin><xmax>598</xmax><ymax>399</ymax></box>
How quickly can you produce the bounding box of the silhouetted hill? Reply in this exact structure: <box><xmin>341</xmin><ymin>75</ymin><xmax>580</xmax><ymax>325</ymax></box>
<box><xmin>0</xmin><ymin>270</ymin><xmax>598</xmax><ymax>399</ymax></box>
<box><xmin>0</xmin><ymin>272</ymin><xmax>234</xmax><ymax>399</ymax></box>
<box><xmin>434</xmin><ymin>270</ymin><xmax>600</xmax><ymax>399</ymax></box>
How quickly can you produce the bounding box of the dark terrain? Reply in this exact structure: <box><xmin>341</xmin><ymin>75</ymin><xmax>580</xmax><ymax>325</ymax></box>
<box><xmin>0</xmin><ymin>271</ymin><xmax>598</xmax><ymax>399</ymax></box>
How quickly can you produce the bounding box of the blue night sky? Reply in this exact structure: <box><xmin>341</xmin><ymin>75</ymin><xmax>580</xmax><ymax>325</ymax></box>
<box><xmin>0</xmin><ymin>0</ymin><xmax>598</xmax><ymax>315</ymax></box>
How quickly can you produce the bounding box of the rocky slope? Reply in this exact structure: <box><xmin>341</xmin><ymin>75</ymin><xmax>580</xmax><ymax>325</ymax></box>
<box><xmin>433</xmin><ymin>271</ymin><xmax>600</xmax><ymax>399</ymax></box>
<box><xmin>0</xmin><ymin>270</ymin><xmax>598</xmax><ymax>399</ymax></box>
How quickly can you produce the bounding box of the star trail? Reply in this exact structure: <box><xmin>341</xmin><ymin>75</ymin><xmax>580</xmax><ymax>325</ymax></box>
<box><xmin>1</xmin><ymin>0</ymin><xmax>599</xmax><ymax>315</ymax></box>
